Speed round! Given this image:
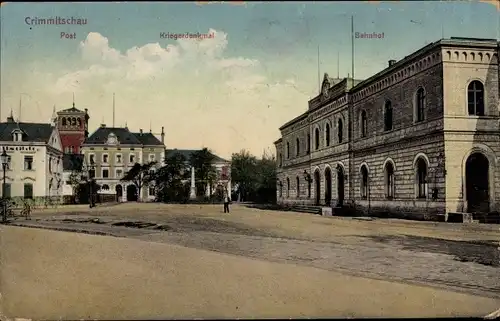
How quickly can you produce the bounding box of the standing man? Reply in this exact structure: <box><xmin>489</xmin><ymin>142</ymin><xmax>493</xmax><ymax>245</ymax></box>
<box><xmin>223</xmin><ymin>192</ymin><xmax>231</xmax><ymax>213</ymax></box>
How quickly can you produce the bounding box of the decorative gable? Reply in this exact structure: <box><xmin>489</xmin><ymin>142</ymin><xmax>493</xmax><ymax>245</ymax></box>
<box><xmin>106</xmin><ymin>132</ymin><xmax>118</xmax><ymax>145</ymax></box>
<box><xmin>11</xmin><ymin>128</ymin><xmax>24</xmax><ymax>142</ymax></box>
<box><xmin>48</xmin><ymin>127</ymin><xmax>63</xmax><ymax>152</ymax></box>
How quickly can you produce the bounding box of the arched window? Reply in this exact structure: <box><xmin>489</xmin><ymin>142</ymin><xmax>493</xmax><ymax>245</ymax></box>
<box><xmin>385</xmin><ymin>162</ymin><xmax>395</xmax><ymax>199</ymax></box>
<box><xmin>102</xmin><ymin>184</ymin><xmax>110</xmax><ymax>190</ymax></box>
<box><xmin>360</xmin><ymin>165</ymin><xmax>369</xmax><ymax>199</ymax></box>
<box><xmin>338</xmin><ymin>118</ymin><xmax>343</xmax><ymax>143</ymax></box>
<box><xmin>278</xmin><ymin>153</ymin><xmax>282</xmax><ymax>167</ymax></box>
<box><xmin>77</xmin><ymin>118</ymin><xmax>82</xmax><ymax>127</ymax></box>
<box><xmin>315</xmin><ymin>128</ymin><xmax>320</xmax><ymax>150</ymax></box>
<box><xmin>307</xmin><ymin>133</ymin><xmax>311</xmax><ymax>154</ymax></box>
<box><xmin>296</xmin><ymin>176</ymin><xmax>300</xmax><ymax>198</ymax></box>
<box><xmin>467</xmin><ymin>81</ymin><xmax>485</xmax><ymax>116</ymax></box>
<box><xmin>415</xmin><ymin>88</ymin><xmax>425</xmax><ymax>122</ymax></box>
<box><xmin>360</xmin><ymin>110</ymin><xmax>367</xmax><ymax>138</ymax></box>
<box><xmin>71</xmin><ymin>117</ymin><xmax>77</xmax><ymax>126</ymax></box>
<box><xmin>416</xmin><ymin>158</ymin><xmax>428</xmax><ymax>199</ymax></box>
<box><xmin>286</xmin><ymin>177</ymin><xmax>290</xmax><ymax>197</ymax></box>
<box><xmin>62</xmin><ymin>118</ymin><xmax>67</xmax><ymax>126</ymax></box>
<box><xmin>384</xmin><ymin>101</ymin><xmax>393</xmax><ymax>131</ymax></box>
<box><xmin>325</xmin><ymin>123</ymin><xmax>331</xmax><ymax>146</ymax></box>
<box><xmin>296</xmin><ymin>138</ymin><xmax>300</xmax><ymax>156</ymax></box>
<box><xmin>286</xmin><ymin>142</ymin><xmax>290</xmax><ymax>159</ymax></box>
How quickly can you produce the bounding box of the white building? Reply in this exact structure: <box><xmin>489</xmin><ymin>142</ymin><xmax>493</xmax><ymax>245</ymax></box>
<box><xmin>0</xmin><ymin>113</ymin><xmax>64</xmax><ymax>203</ymax></box>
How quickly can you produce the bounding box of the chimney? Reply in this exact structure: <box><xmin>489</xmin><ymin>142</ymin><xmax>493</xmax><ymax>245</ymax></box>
<box><xmin>388</xmin><ymin>60</ymin><xmax>396</xmax><ymax>67</ymax></box>
<box><xmin>139</xmin><ymin>129</ymin><xmax>143</xmax><ymax>134</ymax></box>
<box><xmin>161</xmin><ymin>126</ymin><xmax>165</xmax><ymax>144</ymax></box>
<box><xmin>100</xmin><ymin>124</ymin><xmax>106</xmax><ymax>128</ymax></box>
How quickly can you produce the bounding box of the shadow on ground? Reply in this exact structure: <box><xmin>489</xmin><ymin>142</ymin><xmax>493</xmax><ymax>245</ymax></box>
<box><xmin>362</xmin><ymin>235</ymin><xmax>500</xmax><ymax>267</ymax></box>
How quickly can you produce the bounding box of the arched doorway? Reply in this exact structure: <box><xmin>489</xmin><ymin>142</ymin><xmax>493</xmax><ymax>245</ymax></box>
<box><xmin>465</xmin><ymin>153</ymin><xmax>489</xmax><ymax>213</ymax></box>
<box><xmin>126</xmin><ymin>185</ymin><xmax>138</xmax><ymax>202</ymax></box>
<box><xmin>324</xmin><ymin>167</ymin><xmax>332</xmax><ymax>206</ymax></box>
<box><xmin>314</xmin><ymin>170</ymin><xmax>321</xmax><ymax>206</ymax></box>
<box><xmin>115</xmin><ymin>185</ymin><xmax>123</xmax><ymax>202</ymax></box>
<box><xmin>337</xmin><ymin>165</ymin><xmax>345</xmax><ymax>206</ymax></box>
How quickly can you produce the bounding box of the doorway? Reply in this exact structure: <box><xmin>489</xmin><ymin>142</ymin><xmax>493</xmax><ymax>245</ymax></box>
<box><xmin>465</xmin><ymin>153</ymin><xmax>490</xmax><ymax>213</ymax></box>
<box><xmin>337</xmin><ymin>165</ymin><xmax>345</xmax><ymax>206</ymax></box>
<box><xmin>115</xmin><ymin>185</ymin><xmax>123</xmax><ymax>202</ymax></box>
<box><xmin>324</xmin><ymin>167</ymin><xmax>332</xmax><ymax>206</ymax></box>
<box><xmin>126</xmin><ymin>185</ymin><xmax>138</xmax><ymax>202</ymax></box>
<box><xmin>314</xmin><ymin>170</ymin><xmax>321</xmax><ymax>206</ymax></box>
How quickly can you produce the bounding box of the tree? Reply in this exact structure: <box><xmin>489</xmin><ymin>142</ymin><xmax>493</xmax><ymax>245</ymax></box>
<box><xmin>120</xmin><ymin>161</ymin><xmax>156</xmax><ymax>201</ymax></box>
<box><xmin>255</xmin><ymin>152</ymin><xmax>277</xmax><ymax>203</ymax></box>
<box><xmin>231</xmin><ymin>150</ymin><xmax>258</xmax><ymax>202</ymax></box>
<box><xmin>153</xmin><ymin>152</ymin><xmax>190</xmax><ymax>202</ymax></box>
<box><xmin>189</xmin><ymin>148</ymin><xmax>217</xmax><ymax>198</ymax></box>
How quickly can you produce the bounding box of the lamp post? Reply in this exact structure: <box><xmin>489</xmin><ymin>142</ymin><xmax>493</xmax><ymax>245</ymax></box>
<box><xmin>88</xmin><ymin>162</ymin><xmax>95</xmax><ymax>208</ymax></box>
<box><xmin>303</xmin><ymin>170</ymin><xmax>313</xmax><ymax>199</ymax></box>
<box><xmin>1</xmin><ymin>150</ymin><xmax>9</xmax><ymax>223</ymax></box>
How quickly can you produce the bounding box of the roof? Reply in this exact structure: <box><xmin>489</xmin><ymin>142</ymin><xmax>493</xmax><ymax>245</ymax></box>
<box><xmin>63</xmin><ymin>153</ymin><xmax>84</xmax><ymax>171</ymax></box>
<box><xmin>0</xmin><ymin>120</ymin><xmax>53</xmax><ymax>143</ymax></box>
<box><xmin>166</xmin><ymin>149</ymin><xmax>228</xmax><ymax>163</ymax></box>
<box><xmin>59</xmin><ymin>107</ymin><xmax>85</xmax><ymax>114</ymax></box>
<box><xmin>132</xmin><ymin>132</ymin><xmax>163</xmax><ymax>146</ymax></box>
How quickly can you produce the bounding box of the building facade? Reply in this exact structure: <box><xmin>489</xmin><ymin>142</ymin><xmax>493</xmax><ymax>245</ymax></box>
<box><xmin>0</xmin><ymin>113</ymin><xmax>64</xmax><ymax>203</ymax></box>
<box><xmin>81</xmin><ymin>124</ymin><xmax>166</xmax><ymax>202</ymax></box>
<box><xmin>53</xmin><ymin>104</ymin><xmax>89</xmax><ymax>154</ymax></box>
<box><xmin>165</xmin><ymin>149</ymin><xmax>231</xmax><ymax>198</ymax></box>
<box><xmin>275</xmin><ymin>37</ymin><xmax>500</xmax><ymax>219</ymax></box>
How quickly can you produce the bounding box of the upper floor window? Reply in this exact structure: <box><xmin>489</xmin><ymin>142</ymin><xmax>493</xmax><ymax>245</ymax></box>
<box><xmin>279</xmin><ymin>153</ymin><xmax>283</xmax><ymax>167</ymax></box>
<box><xmin>89</xmin><ymin>154</ymin><xmax>95</xmax><ymax>165</ymax></box>
<box><xmin>102</xmin><ymin>168</ymin><xmax>109</xmax><ymax>178</ymax></box>
<box><xmin>467</xmin><ymin>81</ymin><xmax>485</xmax><ymax>116</ymax></box>
<box><xmin>415</xmin><ymin>88</ymin><xmax>425</xmax><ymax>122</ymax></box>
<box><xmin>116</xmin><ymin>169</ymin><xmax>123</xmax><ymax>178</ymax></box>
<box><xmin>384</xmin><ymin>101</ymin><xmax>393</xmax><ymax>131</ymax></box>
<box><xmin>5</xmin><ymin>155</ymin><xmax>11</xmax><ymax>170</ymax></box>
<box><xmin>129</xmin><ymin>154</ymin><xmax>135</xmax><ymax>163</ymax></box>
<box><xmin>149</xmin><ymin>154</ymin><xmax>155</xmax><ymax>162</ymax></box>
<box><xmin>337</xmin><ymin>118</ymin><xmax>343</xmax><ymax>143</ymax></box>
<box><xmin>286</xmin><ymin>142</ymin><xmax>290</xmax><ymax>159</ymax></box>
<box><xmin>325</xmin><ymin>123</ymin><xmax>331</xmax><ymax>147</ymax></box>
<box><xmin>295</xmin><ymin>138</ymin><xmax>300</xmax><ymax>156</ymax></box>
<box><xmin>24</xmin><ymin>156</ymin><xmax>34</xmax><ymax>170</ymax></box>
<box><xmin>116</xmin><ymin>154</ymin><xmax>122</xmax><ymax>163</ymax></box>
<box><xmin>102</xmin><ymin>154</ymin><xmax>109</xmax><ymax>163</ymax></box>
<box><xmin>307</xmin><ymin>133</ymin><xmax>311</xmax><ymax>154</ymax></box>
<box><xmin>360</xmin><ymin>110</ymin><xmax>367</xmax><ymax>138</ymax></box>
<box><xmin>13</xmin><ymin>132</ymin><xmax>22</xmax><ymax>142</ymax></box>
<box><xmin>315</xmin><ymin>128</ymin><xmax>320</xmax><ymax>150</ymax></box>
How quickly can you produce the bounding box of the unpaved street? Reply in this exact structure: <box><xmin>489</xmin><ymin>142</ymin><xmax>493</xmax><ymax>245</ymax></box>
<box><xmin>1</xmin><ymin>203</ymin><xmax>499</xmax><ymax>319</ymax></box>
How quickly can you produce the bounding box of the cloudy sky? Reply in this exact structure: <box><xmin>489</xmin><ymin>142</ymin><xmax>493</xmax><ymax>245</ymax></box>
<box><xmin>1</xmin><ymin>1</ymin><xmax>499</xmax><ymax>159</ymax></box>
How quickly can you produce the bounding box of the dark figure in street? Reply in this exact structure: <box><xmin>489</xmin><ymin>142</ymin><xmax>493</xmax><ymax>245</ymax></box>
<box><xmin>223</xmin><ymin>195</ymin><xmax>231</xmax><ymax>213</ymax></box>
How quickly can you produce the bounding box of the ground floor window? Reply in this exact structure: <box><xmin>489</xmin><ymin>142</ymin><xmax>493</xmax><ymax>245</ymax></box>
<box><xmin>360</xmin><ymin>166</ymin><xmax>369</xmax><ymax>199</ymax></box>
<box><xmin>24</xmin><ymin>183</ymin><xmax>33</xmax><ymax>199</ymax></box>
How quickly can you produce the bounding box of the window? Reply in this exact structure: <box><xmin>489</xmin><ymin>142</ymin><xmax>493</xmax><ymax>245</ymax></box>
<box><xmin>307</xmin><ymin>133</ymin><xmax>311</xmax><ymax>154</ymax></box>
<box><xmin>415</xmin><ymin>88</ymin><xmax>425</xmax><ymax>122</ymax></box>
<box><xmin>325</xmin><ymin>123</ymin><xmax>331</xmax><ymax>146</ymax></box>
<box><xmin>62</xmin><ymin>118</ymin><xmax>67</xmax><ymax>126</ymax></box>
<box><xmin>89</xmin><ymin>169</ymin><xmax>96</xmax><ymax>179</ymax></box>
<box><xmin>4</xmin><ymin>155</ymin><xmax>11</xmax><ymax>170</ymax></box>
<box><xmin>384</xmin><ymin>101</ymin><xmax>393</xmax><ymax>131</ymax></box>
<box><xmin>278</xmin><ymin>153</ymin><xmax>282</xmax><ymax>167</ymax></box>
<box><xmin>149</xmin><ymin>154</ymin><xmax>155</xmax><ymax>162</ymax></box>
<box><xmin>467</xmin><ymin>81</ymin><xmax>485</xmax><ymax>116</ymax></box>
<box><xmin>49</xmin><ymin>157</ymin><xmax>52</xmax><ymax>173</ymax></box>
<box><xmin>89</xmin><ymin>154</ymin><xmax>95</xmax><ymax>164</ymax></box>
<box><xmin>360</xmin><ymin>110</ymin><xmax>367</xmax><ymax>137</ymax></box>
<box><xmin>24</xmin><ymin>183</ymin><xmax>33</xmax><ymax>199</ymax></box>
<box><xmin>13</xmin><ymin>132</ymin><xmax>22</xmax><ymax>142</ymax></box>
<box><xmin>416</xmin><ymin>158</ymin><xmax>427</xmax><ymax>199</ymax></box>
<box><xmin>77</xmin><ymin>118</ymin><xmax>82</xmax><ymax>127</ymax></box>
<box><xmin>70</xmin><ymin>146</ymin><xmax>74</xmax><ymax>153</ymax></box>
<box><xmin>116</xmin><ymin>154</ymin><xmax>122</xmax><ymax>163</ymax></box>
<box><xmin>116</xmin><ymin>169</ymin><xmax>123</xmax><ymax>178</ymax></box>
<box><xmin>360</xmin><ymin>166</ymin><xmax>369</xmax><ymax>199</ymax></box>
<box><xmin>148</xmin><ymin>186</ymin><xmax>155</xmax><ymax>196</ymax></box>
<box><xmin>385</xmin><ymin>162</ymin><xmax>395</xmax><ymax>199</ymax></box>
<box><xmin>3</xmin><ymin>183</ymin><xmax>11</xmax><ymax>198</ymax></box>
<box><xmin>102</xmin><ymin>154</ymin><xmax>109</xmax><ymax>163</ymax></box>
<box><xmin>129</xmin><ymin>154</ymin><xmax>135</xmax><ymax>163</ymax></box>
<box><xmin>296</xmin><ymin>176</ymin><xmax>300</xmax><ymax>197</ymax></box>
<box><xmin>24</xmin><ymin>156</ymin><xmax>34</xmax><ymax>170</ymax></box>
<box><xmin>295</xmin><ymin>138</ymin><xmax>300</xmax><ymax>156</ymax></box>
<box><xmin>286</xmin><ymin>142</ymin><xmax>290</xmax><ymax>159</ymax></box>
<box><xmin>102</xmin><ymin>169</ymin><xmax>109</xmax><ymax>178</ymax></box>
<box><xmin>286</xmin><ymin>177</ymin><xmax>290</xmax><ymax>197</ymax></box>
<box><xmin>315</xmin><ymin>128</ymin><xmax>320</xmax><ymax>150</ymax></box>
<box><xmin>102</xmin><ymin>184</ymin><xmax>110</xmax><ymax>191</ymax></box>
<box><xmin>337</xmin><ymin>118</ymin><xmax>343</xmax><ymax>143</ymax></box>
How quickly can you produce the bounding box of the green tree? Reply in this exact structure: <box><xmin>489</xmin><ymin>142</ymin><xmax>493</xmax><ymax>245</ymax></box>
<box><xmin>120</xmin><ymin>161</ymin><xmax>156</xmax><ymax>201</ymax></box>
<box><xmin>189</xmin><ymin>148</ymin><xmax>217</xmax><ymax>198</ymax></box>
<box><xmin>153</xmin><ymin>152</ymin><xmax>190</xmax><ymax>202</ymax></box>
<box><xmin>230</xmin><ymin>150</ymin><xmax>258</xmax><ymax>202</ymax></box>
<box><xmin>255</xmin><ymin>152</ymin><xmax>277</xmax><ymax>203</ymax></box>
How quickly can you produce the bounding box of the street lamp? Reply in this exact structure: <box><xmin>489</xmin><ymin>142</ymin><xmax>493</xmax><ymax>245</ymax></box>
<box><xmin>1</xmin><ymin>150</ymin><xmax>9</xmax><ymax>222</ymax></box>
<box><xmin>88</xmin><ymin>162</ymin><xmax>95</xmax><ymax>208</ymax></box>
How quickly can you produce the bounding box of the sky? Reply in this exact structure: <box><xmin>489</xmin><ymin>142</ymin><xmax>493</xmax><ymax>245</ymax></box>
<box><xmin>1</xmin><ymin>1</ymin><xmax>499</xmax><ymax>159</ymax></box>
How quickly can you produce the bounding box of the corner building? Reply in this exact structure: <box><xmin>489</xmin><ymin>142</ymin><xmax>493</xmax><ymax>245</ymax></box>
<box><xmin>275</xmin><ymin>37</ymin><xmax>500</xmax><ymax>219</ymax></box>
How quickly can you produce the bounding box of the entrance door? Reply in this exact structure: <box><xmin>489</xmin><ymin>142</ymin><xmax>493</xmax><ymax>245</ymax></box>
<box><xmin>337</xmin><ymin>165</ymin><xmax>345</xmax><ymax>207</ymax></box>
<box><xmin>466</xmin><ymin>153</ymin><xmax>490</xmax><ymax>213</ymax></box>
<box><xmin>314</xmin><ymin>171</ymin><xmax>321</xmax><ymax>206</ymax></box>
<box><xmin>126</xmin><ymin>185</ymin><xmax>138</xmax><ymax>202</ymax></box>
<box><xmin>115</xmin><ymin>185</ymin><xmax>123</xmax><ymax>202</ymax></box>
<box><xmin>324</xmin><ymin>168</ymin><xmax>332</xmax><ymax>206</ymax></box>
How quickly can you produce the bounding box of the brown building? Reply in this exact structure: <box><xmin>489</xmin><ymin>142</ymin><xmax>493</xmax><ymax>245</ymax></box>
<box><xmin>275</xmin><ymin>37</ymin><xmax>500</xmax><ymax>220</ymax></box>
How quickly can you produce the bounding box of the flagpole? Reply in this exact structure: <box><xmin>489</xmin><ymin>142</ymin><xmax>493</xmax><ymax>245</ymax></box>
<box><xmin>113</xmin><ymin>93</ymin><xmax>115</xmax><ymax>127</ymax></box>
<box><xmin>351</xmin><ymin>15</ymin><xmax>355</xmax><ymax>84</ymax></box>
<box><xmin>317</xmin><ymin>44</ymin><xmax>320</xmax><ymax>94</ymax></box>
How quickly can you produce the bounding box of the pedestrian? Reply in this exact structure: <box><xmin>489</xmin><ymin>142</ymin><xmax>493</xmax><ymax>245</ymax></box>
<box><xmin>223</xmin><ymin>194</ymin><xmax>231</xmax><ymax>213</ymax></box>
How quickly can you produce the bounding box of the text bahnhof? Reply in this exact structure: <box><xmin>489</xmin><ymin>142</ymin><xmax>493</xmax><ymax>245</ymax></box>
<box><xmin>25</xmin><ymin>16</ymin><xmax>88</xmax><ymax>26</ymax></box>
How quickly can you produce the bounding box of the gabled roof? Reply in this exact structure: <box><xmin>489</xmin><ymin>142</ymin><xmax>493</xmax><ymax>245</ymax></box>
<box><xmin>166</xmin><ymin>149</ymin><xmax>228</xmax><ymax>163</ymax></box>
<box><xmin>84</xmin><ymin>127</ymin><xmax>143</xmax><ymax>145</ymax></box>
<box><xmin>58</xmin><ymin>106</ymin><xmax>85</xmax><ymax>113</ymax></box>
<box><xmin>132</xmin><ymin>132</ymin><xmax>163</xmax><ymax>146</ymax></box>
<box><xmin>0</xmin><ymin>121</ymin><xmax>54</xmax><ymax>143</ymax></box>
<box><xmin>63</xmin><ymin>153</ymin><xmax>84</xmax><ymax>171</ymax></box>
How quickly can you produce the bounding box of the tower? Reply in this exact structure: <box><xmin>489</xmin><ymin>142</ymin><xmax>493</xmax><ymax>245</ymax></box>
<box><xmin>56</xmin><ymin>102</ymin><xmax>90</xmax><ymax>154</ymax></box>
